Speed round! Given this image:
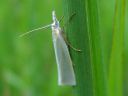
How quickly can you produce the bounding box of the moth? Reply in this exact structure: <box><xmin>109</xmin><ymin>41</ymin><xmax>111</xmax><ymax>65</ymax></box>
<box><xmin>20</xmin><ymin>11</ymin><xmax>76</xmax><ymax>86</ymax></box>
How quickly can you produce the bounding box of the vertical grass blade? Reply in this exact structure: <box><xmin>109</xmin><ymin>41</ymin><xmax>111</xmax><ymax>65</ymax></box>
<box><xmin>86</xmin><ymin>0</ymin><xmax>108</xmax><ymax>96</ymax></box>
<box><xmin>124</xmin><ymin>3</ymin><xmax>128</xmax><ymax>94</ymax></box>
<box><xmin>62</xmin><ymin>0</ymin><xmax>107</xmax><ymax>96</ymax></box>
<box><xmin>109</xmin><ymin>0</ymin><xmax>126</xmax><ymax>96</ymax></box>
<box><xmin>62</xmin><ymin>0</ymin><xmax>93</xmax><ymax>96</ymax></box>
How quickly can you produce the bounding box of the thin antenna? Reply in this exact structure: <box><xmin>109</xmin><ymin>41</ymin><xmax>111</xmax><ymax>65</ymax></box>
<box><xmin>19</xmin><ymin>24</ymin><xmax>52</xmax><ymax>37</ymax></box>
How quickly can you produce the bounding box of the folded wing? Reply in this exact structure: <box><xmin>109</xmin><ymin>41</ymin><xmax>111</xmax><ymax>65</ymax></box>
<box><xmin>52</xmin><ymin>29</ymin><xmax>76</xmax><ymax>86</ymax></box>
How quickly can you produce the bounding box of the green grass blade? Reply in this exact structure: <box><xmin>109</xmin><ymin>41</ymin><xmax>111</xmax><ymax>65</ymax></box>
<box><xmin>62</xmin><ymin>0</ymin><xmax>93</xmax><ymax>96</ymax></box>
<box><xmin>62</xmin><ymin>0</ymin><xmax>107</xmax><ymax>96</ymax></box>
<box><xmin>86</xmin><ymin>0</ymin><xmax>108</xmax><ymax>96</ymax></box>
<box><xmin>109</xmin><ymin>0</ymin><xmax>126</xmax><ymax>96</ymax></box>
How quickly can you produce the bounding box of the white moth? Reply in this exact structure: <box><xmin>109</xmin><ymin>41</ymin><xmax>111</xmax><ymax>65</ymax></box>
<box><xmin>51</xmin><ymin>11</ymin><xmax>76</xmax><ymax>86</ymax></box>
<box><xmin>20</xmin><ymin>11</ymin><xmax>76</xmax><ymax>86</ymax></box>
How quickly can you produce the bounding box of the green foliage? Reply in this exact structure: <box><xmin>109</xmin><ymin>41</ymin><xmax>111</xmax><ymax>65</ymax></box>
<box><xmin>0</xmin><ymin>0</ymin><xmax>73</xmax><ymax>96</ymax></box>
<box><xmin>62</xmin><ymin>0</ymin><xmax>93</xmax><ymax>95</ymax></box>
<box><xmin>109</xmin><ymin>0</ymin><xmax>126</xmax><ymax>96</ymax></box>
<box><xmin>0</xmin><ymin>0</ymin><xmax>127</xmax><ymax>96</ymax></box>
<box><xmin>62</xmin><ymin>0</ymin><xmax>127</xmax><ymax>96</ymax></box>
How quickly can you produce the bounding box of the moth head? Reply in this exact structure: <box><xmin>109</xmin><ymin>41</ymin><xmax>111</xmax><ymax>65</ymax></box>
<box><xmin>52</xmin><ymin>10</ymin><xmax>59</xmax><ymax>29</ymax></box>
<box><xmin>52</xmin><ymin>11</ymin><xmax>56</xmax><ymax>21</ymax></box>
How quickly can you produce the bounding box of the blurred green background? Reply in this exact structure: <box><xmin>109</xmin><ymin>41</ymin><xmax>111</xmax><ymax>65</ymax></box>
<box><xmin>0</xmin><ymin>0</ymin><xmax>74</xmax><ymax>96</ymax></box>
<box><xmin>0</xmin><ymin>0</ymin><xmax>128</xmax><ymax>96</ymax></box>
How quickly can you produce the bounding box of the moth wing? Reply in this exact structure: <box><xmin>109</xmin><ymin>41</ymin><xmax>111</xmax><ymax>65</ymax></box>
<box><xmin>52</xmin><ymin>30</ymin><xmax>76</xmax><ymax>86</ymax></box>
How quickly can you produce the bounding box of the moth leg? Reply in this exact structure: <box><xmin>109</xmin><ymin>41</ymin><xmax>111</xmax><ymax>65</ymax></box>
<box><xmin>66</xmin><ymin>40</ymin><xmax>82</xmax><ymax>52</ymax></box>
<box><xmin>61</xmin><ymin>12</ymin><xmax>81</xmax><ymax>52</ymax></box>
<box><xmin>63</xmin><ymin>12</ymin><xmax>76</xmax><ymax>28</ymax></box>
<box><xmin>59</xmin><ymin>15</ymin><xmax>64</xmax><ymax>23</ymax></box>
<box><xmin>61</xmin><ymin>12</ymin><xmax>76</xmax><ymax>36</ymax></box>
<box><xmin>61</xmin><ymin>31</ymin><xmax>82</xmax><ymax>52</ymax></box>
<box><xmin>68</xmin><ymin>12</ymin><xmax>76</xmax><ymax>23</ymax></box>
<box><xmin>59</xmin><ymin>12</ymin><xmax>76</xmax><ymax>29</ymax></box>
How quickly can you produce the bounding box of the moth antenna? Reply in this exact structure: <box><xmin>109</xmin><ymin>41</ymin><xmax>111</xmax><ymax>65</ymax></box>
<box><xmin>19</xmin><ymin>24</ymin><xmax>52</xmax><ymax>37</ymax></box>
